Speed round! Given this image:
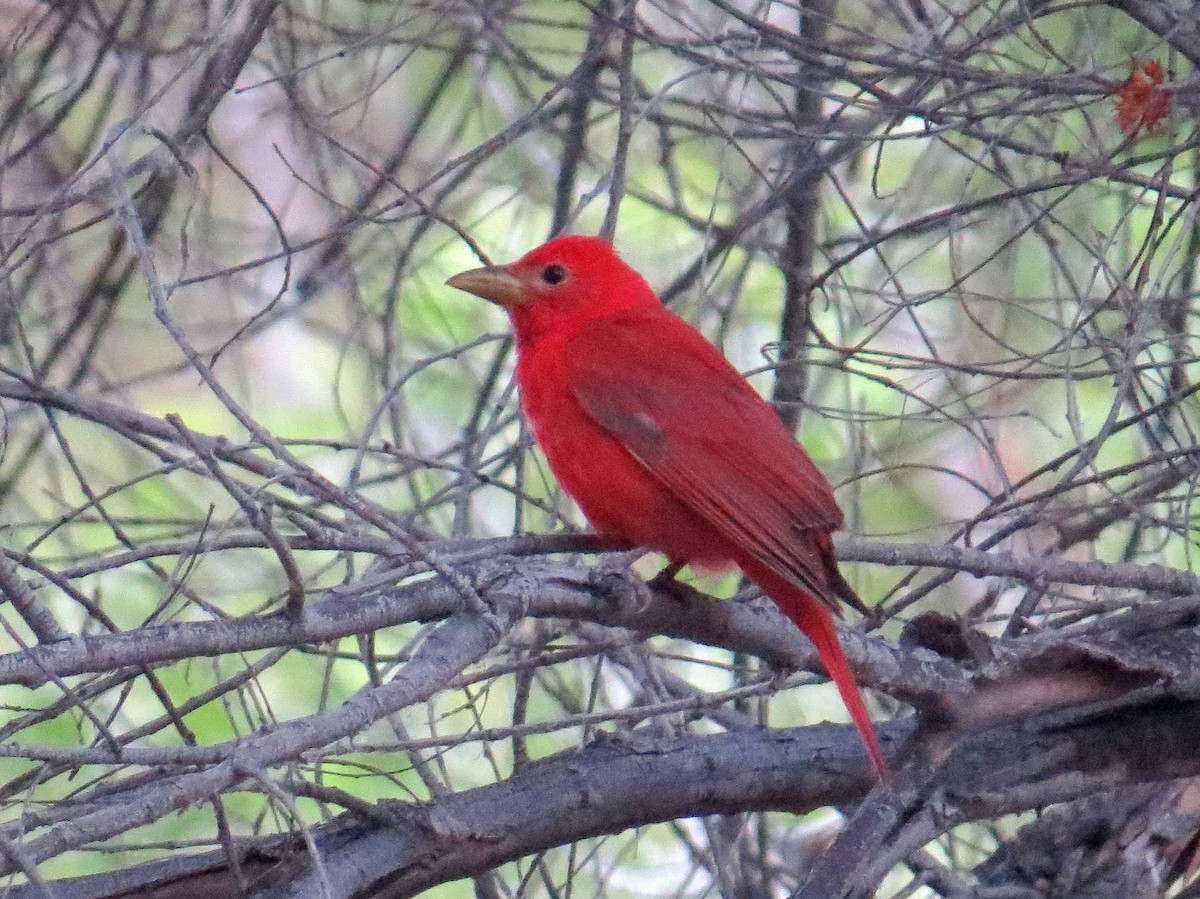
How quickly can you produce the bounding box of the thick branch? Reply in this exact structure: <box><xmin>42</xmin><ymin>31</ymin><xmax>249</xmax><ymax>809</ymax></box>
<box><xmin>10</xmin><ymin>692</ymin><xmax>1200</xmax><ymax>899</ymax></box>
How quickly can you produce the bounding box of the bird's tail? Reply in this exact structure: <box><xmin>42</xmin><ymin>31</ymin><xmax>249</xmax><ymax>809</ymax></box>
<box><xmin>739</xmin><ymin>557</ymin><xmax>889</xmax><ymax>780</ymax></box>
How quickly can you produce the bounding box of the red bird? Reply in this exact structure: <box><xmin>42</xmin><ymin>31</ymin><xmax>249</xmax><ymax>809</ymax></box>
<box><xmin>448</xmin><ymin>235</ymin><xmax>886</xmax><ymax>778</ymax></box>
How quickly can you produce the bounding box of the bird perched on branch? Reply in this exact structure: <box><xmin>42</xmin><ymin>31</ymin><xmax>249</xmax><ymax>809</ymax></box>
<box><xmin>448</xmin><ymin>235</ymin><xmax>886</xmax><ymax>778</ymax></box>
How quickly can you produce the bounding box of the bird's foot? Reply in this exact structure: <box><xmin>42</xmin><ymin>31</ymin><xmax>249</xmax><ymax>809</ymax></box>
<box><xmin>589</xmin><ymin>555</ymin><xmax>692</xmax><ymax>618</ymax></box>
<box><xmin>646</xmin><ymin>560</ymin><xmax>688</xmax><ymax>600</ymax></box>
<box><xmin>588</xmin><ymin>565</ymin><xmax>654</xmax><ymax>618</ymax></box>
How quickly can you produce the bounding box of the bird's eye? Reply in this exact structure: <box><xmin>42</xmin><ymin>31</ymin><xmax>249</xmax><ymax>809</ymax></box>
<box><xmin>541</xmin><ymin>264</ymin><xmax>568</xmax><ymax>285</ymax></box>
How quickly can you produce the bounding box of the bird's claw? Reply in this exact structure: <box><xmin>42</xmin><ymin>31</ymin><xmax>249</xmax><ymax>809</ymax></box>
<box><xmin>646</xmin><ymin>560</ymin><xmax>688</xmax><ymax>600</ymax></box>
<box><xmin>588</xmin><ymin>567</ymin><xmax>654</xmax><ymax>618</ymax></box>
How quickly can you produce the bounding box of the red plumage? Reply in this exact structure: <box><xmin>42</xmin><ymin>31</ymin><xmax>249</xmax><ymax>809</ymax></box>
<box><xmin>448</xmin><ymin>235</ymin><xmax>886</xmax><ymax>778</ymax></box>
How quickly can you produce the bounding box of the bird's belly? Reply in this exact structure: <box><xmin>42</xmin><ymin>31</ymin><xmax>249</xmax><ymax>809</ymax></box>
<box><xmin>522</xmin><ymin>383</ymin><xmax>734</xmax><ymax>568</ymax></box>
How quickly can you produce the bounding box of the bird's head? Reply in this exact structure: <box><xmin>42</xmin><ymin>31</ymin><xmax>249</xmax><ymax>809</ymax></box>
<box><xmin>447</xmin><ymin>235</ymin><xmax>656</xmax><ymax>342</ymax></box>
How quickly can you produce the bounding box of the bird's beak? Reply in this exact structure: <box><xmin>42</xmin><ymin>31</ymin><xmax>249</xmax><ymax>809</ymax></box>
<box><xmin>446</xmin><ymin>265</ymin><xmax>525</xmax><ymax>307</ymax></box>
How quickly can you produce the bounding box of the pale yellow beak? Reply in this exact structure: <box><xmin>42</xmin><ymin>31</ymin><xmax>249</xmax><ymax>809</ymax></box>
<box><xmin>446</xmin><ymin>266</ymin><xmax>525</xmax><ymax>306</ymax></box>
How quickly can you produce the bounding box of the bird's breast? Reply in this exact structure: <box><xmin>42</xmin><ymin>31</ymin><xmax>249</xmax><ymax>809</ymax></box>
<box><xmin>515</xmin><ymin>345</ymin><xmax>735</xmax><ymax>568</ymax></box>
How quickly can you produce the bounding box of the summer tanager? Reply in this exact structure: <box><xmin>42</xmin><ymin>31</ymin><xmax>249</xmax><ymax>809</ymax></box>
<box><xmin>448</xmin><ymin>235</ymin><xmax>886</xmax><ymax>777</ymax></box>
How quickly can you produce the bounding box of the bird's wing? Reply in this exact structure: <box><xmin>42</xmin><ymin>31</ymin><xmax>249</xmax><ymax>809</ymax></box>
<box><xmin>566</xmin><ymin>309</ymin><xmax>845</xmax><ymax>606</ymax></box>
